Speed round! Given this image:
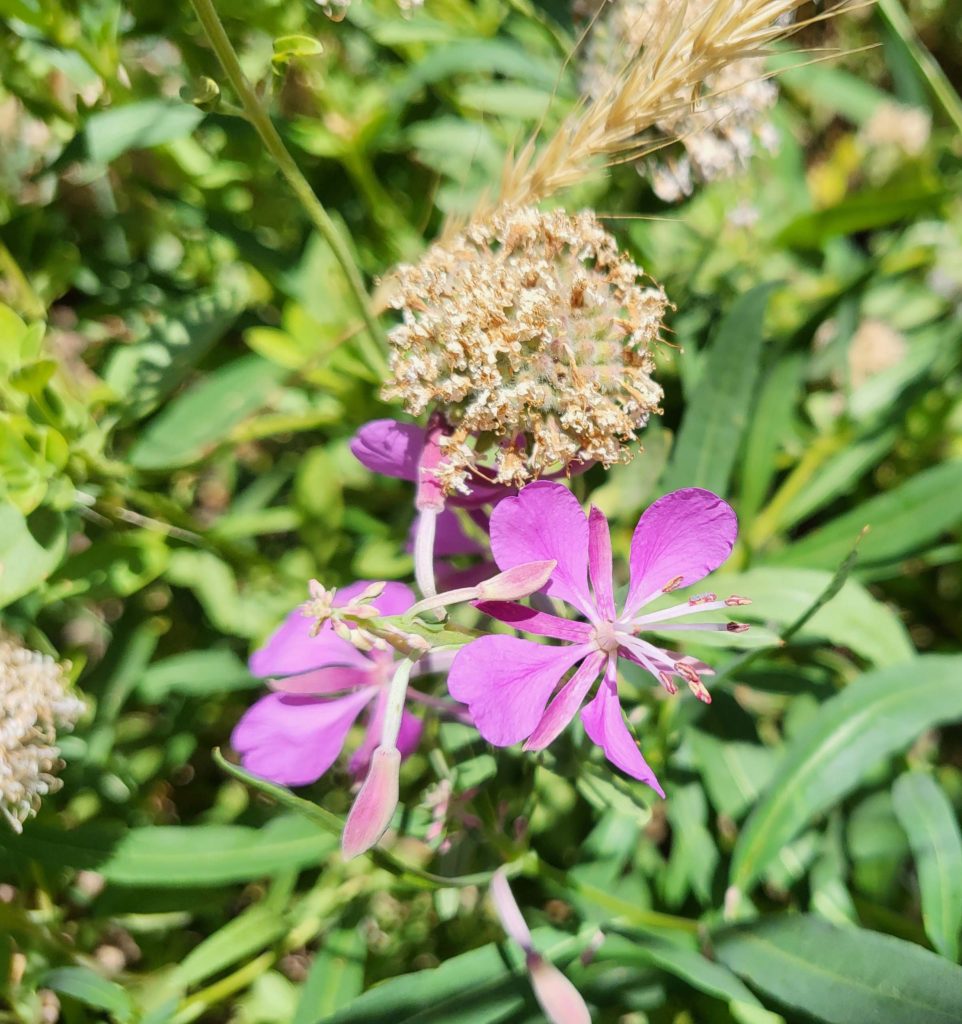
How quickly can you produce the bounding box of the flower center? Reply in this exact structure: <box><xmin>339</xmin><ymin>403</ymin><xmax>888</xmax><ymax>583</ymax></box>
<box><xmin>592</xmin><ymin>621</ymin><xmax>621</xmax><ymax>654</ymax></box>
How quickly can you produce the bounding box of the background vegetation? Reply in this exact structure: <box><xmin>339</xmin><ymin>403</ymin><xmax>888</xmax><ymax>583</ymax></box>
<box><xmin>1</xmin><ymin>0</ymin><xmax>962</xmax><ymax>1021</ymax></box>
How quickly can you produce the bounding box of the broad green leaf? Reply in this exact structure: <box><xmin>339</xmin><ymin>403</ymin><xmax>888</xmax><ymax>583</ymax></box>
<box><xmin>41</xmin><ymin>966</ymin><xmax>135</xmax><ymax>1022</ymax></box>
<box><xmin>892</xmin><ymin>772</ymin><xmax>962</xmax><ymax>960</ymax></box>
<box><xmin>105</xmin><ymin>278</ymin><xmax>248</xmax><ymax>422</ymax></box>
<box><xmin>294</xmin><ymin>927</ymin><xmax>366</xmax><ymax>1024</ymax></box>
<box><xmin>599</xmin><ymin>935</ymin><xmax>781</xmax><ymax>1024</ymax></box>
<box><xmin>85</xmin><ymin>100</ymin><xmax>205</xmax><ymax>164</ymax></box>
<box><xmin>715</xmin><ymin>916</ymin><xmax>962</xmax><ymax>1024</ymax></box>
<box><xmin>661</xmin><ymin>284</ymin><xmax>774</xmax><ymax>497</ymax></box>
<box><xmin>710</xmin><ymin>567</ymin><xmax>913</xmax><ymax>667</ymax></box>
<box><xmin>129</xmin><ymin>356</ymin><xmax>287</xmax><ymax>470</ymax></box>
<box><xmin>774</xmin><ymin>58</ymin><xmax>890</xmax><ymax>124</ymax></box>
<box><xmin>317</xmin><ymin>929</ymin><xmax>582</xmax><ymax>1024</ymax></box>
<box><xmin>662</xmin><ymin>784</ymin><xmax>717</xmax><ymax>906</ymax></box>
<box><xmin>729</xmin><ymin>655</ymin><xmax>962</xmax><ymax>895</ymax></box>
<box><xmin>0</xmin><ymin>504</ymin><xmax>67</xmax><ymax>609</ymax></box>
<box><xmin>1</xmin><ymin>816</ymin><xmax>336</xmax><ymax>887</ymax></box>
<box><xmin>688</xmin><ymin>730</ymin><xmax>777</xmax><ymax>821</ymax></box>
<box><xmin>137</xmin><ymin>648</ymin><xmax>257</xmax><ymax>701</ymax></box>
<box><xmin>767</xmin><ymin>461</ymin><xmax>962</xmax><ymax>572</ymax></box>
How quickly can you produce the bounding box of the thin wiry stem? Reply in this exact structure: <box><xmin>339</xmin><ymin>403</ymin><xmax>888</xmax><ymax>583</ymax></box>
<box><xmin>188</xmin><ymin>0</ymin><xmax>388</xmax><ymax>376</ymax></box>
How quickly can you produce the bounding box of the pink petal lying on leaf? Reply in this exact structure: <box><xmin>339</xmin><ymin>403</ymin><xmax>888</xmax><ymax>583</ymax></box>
<box><xmin>527</xmin><ymin>954</ymin><xmax>592</xmax><ymax>1024</ymax></box>
<box><xmin>580</xmin><ymin>666</ymin><xmax>664</xmax><ymax>797</ymax></box>
<box><xmin>231</xmin><ymin>690</ymin><xmax>375</xmax><ymax>787</ymax></box>
<box><xmin>524</xmin><ymin>651</ymin><xmax>605</xmax><ymax>751</ymax></box>
<box><xmin>587</xmin><ymin>506</ymin><xmax>615</xmax><ymax>619</ymax></box>
<box><xmin>475</xmin><ymin>602</ymin><xmax>594</xmax><ymax>642</ymax></box>
<box><xmin>448</xmin><ymin>636</ymin><xmax>590</xmax><ymax>746</ymax></box>
<box><xmin>489</xmin><ymin>482</ymin><xmax>594</xmax><ymax>617</ymax></box>
<box><xmin>624</xmin><ymin>488</ymin><xmax>737</xmax><ymax>616</ymax></box>
<box><xmin>350</xmin><ymin>419</ymin><xmax>424</xmax><ymax>481</ymax></box>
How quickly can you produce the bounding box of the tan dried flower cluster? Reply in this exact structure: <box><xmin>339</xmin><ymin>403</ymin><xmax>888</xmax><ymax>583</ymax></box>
<box><xmin>384</xmin><ymin>206</ymin><xmax>667</xmax><ymax>492</ymax></box>
<box><xmin>581</xmin><ymin>0</ymin><xmax>779</xmax><ymax>202</ymax></box>
<box><xmin>1</xmin><ymin>635</ymin><xmax>84</xmax><ymax>832</ymax></box>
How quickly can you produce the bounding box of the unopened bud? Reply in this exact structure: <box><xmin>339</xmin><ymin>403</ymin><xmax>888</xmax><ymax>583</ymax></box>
<box><xmin>476</xmin><ymin>560</ymin><xmax>557</xmax><ymax>602</ymax></box>
<box><xmin>342</xmin><ymin>746</ymin><xmax>401</xmax><ymax>860</ymax></box>
<box><xmin>527</xmin><ymin>953</ymin><xmax>592</xmax><ymax>1024</ymax></box>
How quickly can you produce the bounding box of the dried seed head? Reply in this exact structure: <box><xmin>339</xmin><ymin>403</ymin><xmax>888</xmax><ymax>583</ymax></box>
<box><xmin>0</xmin><ymin>636</ymin><xmax>84</xmax><ymax>833</ymax></box>
<box><xmin>581</xmin><ymin>0</ymin><xmax>779</xmax><ymax>202</ymax></box>
<box><xmin>384</xmin><ymin>206</ymin><xmax>667</xmax><ymax>493</ymax></box>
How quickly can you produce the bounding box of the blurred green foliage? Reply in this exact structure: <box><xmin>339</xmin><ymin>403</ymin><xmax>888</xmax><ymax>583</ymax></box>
<box><xmin>1</xmin><ymin>0</ymin><xmax>962</xmax><ymax>1021</ymax></box>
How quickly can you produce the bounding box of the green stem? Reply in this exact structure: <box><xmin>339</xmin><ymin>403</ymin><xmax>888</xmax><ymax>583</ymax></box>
<box><xmin>877</xmin><ymin>0</ymin><xmax>962</xmax><ymax>135</ymax></box>
<box><xmin>187</xmin><ymin>0</ymin><xmax>388</xmax><ymax>377</ymax></box>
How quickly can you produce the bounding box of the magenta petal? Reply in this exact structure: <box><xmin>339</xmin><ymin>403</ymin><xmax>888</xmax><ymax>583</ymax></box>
<box><xmin>270</xmin><ymin>665</ymin><xmax>372</xmax><ymax>695</ymax></box>
<box><xmin>474</xmin><ymin>602</ymin><xmax>593</xmax><ymax>643</ymax></box>
<box><xmin>624</xmin><ymin>488</ymin><xmax>738</xmax><ymax>616</ymax></box>
<box><xmin>396</xmin><ymin>708</ymin><xmax>423</xmax><ymax>760</ymax></box>
<box><xmin>336</xmin><ymin>580</ymin><xmax>415</xmax><ymax>617</ymax></box>
<box><xmin>525</xmin><ymin>650</ymin><xmax>606</xmax><ymax>751</ymax></box>
<box><xmin>250</xmin><ymin>608</ymin><xmax>370</xmax><ymax>677</ymax></box>
<box><xmin>448</xmin><ymin>636</ymin><xmax>590</xmax><ymax>746</ymax></box>
<box><xmin>231</xmin><ymin>689</ymin><xmax>375</xmax><ymax>787</ymax></box>
<box><xmin>408</xmin><ymin>509</ymin><xmax>485</xmax><ymax>557</ymax></box>
<box><xmin>580</xmin><ymin>665</ymin><xmax>664</xmax><ymax>796</ymax></box>
<box><xmin>587</xmin><ymin>506</ymin><xmax>615</xmax><ymax>619</ymax></box>
<box><xmin>350</xmin><ymin>419</ymin><xmax>424</xmax><ymax>481</ymax></box>
<box><xmin>489</xmin><ymin>482</ymin><xmax>594</xmax><ymax>617</ymax></box>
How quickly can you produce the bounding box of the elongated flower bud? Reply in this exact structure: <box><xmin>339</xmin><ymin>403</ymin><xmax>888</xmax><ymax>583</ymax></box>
<box><xmin>476</xmin><ymin>561</ymin><xmax>557</xmax><ymax>602</ymax></box>
<box><xmin>341</xmin><ymin>746</ymin><xmax>400</xmax><ymax>860</ymax></box>
<box><xmin>489</xmin><ymin>869</ymin><xmax>591</xmax><ymax>1024</ymax></box>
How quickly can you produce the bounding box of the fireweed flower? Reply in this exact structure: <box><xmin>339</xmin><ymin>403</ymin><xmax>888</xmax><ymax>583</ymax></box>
<box><xmin>448</xmin><ymin>482</ymin><xmax>746</xmax><ymax>796</ymax></box>
<box><xmin>490</xmin><ymin>869</ymin><xmax>591</xmax><ymax>1024</ymax></box>
<box><xmin>382</xmin><ymin>207</ymin><xmax>667</xmax><ymax>494</ymax></box>
<box><xmin>580</xmin><ymin>0</ymin><xmax>779</xmax><ymax>202</ymax></box>
<box><xmin>232</xmin><ymin>581</ymin><xmax>436</xmax><ymax>786</ymax></box>
<box><xmin>1</xmin><ymin>635</ymin><xmax>84</xmax><ymax>832</ymax></box>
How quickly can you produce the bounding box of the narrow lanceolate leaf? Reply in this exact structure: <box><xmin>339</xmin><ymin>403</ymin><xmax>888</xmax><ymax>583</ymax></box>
<box><xmin>715</xmin><ymin>916</ymin><xmax>962</xmax><ymax>1024</ymax></box>
<box><xmin>767</xmin><ymin>461</ymin><xmax>962</xmax><ymax>572</ymax></box>
<box><xmin>892</xmin><ymin>772</ymin><xmax>962</xmax><ymax>961</ymax></box>
<box><xmin>661</xmin><ymin>284</ymin><xmax>774</xmax><ymax>497</ymax></box>
<box><xmin>729</xmin><ymin>655</ymin><xmax>962</xmax><ymax>896</ymax></box>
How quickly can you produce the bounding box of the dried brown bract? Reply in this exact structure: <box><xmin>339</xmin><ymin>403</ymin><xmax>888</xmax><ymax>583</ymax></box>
<box><xmin>1</xmin><ymin>635</ymin><xmax>84</xmax><ymax>832</ymax></box>
<box><xmin>383</xmin><ymin>206</ymin><xmax>667</xmax><ymax>493</ymax></box>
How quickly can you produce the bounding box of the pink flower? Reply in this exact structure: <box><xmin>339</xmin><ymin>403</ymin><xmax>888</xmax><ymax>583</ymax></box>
<box><xmin>448</xmin><ymin>483</ymin><xmax>745</xmax><ymax>796</ymax></box>
<box><xmin>232</xmin><ymin>581</ymin><xmax>427</xmax><ymax>786</ymax></box>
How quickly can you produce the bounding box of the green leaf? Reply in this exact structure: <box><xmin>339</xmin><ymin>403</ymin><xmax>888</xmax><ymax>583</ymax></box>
<box><xmin>316</xmin><ymin>929</ymin><xmax>582</xmax><ymax>1024</ymax></box>
<box><xmin>294</xmin><ymin>926</ymin><xmax>366</xmax><ymax>1024</ymax></box>
<box><xmin>710</xmin><ymin>566</ymin><xmax>913</xmax><ymax>667</ymax></box>
<box><xmin>128</xmin><ymin>355</ymin><xmax>287</xmax><ymax>470</ymax></box>
<box><xmin>775</xmin><ymin>180</ymin><xmax>947</xmax><ymax>250</ymax></box>
<box><xmin>729</xmin><ymin>655</ymin><xmax>962</xmax><ymax>895</ymax></box>
<box><xmin>41</xmin><ymin>966</ymin><xmax>135</xmax><ymax>1022</ymax></box>
<box><xmin>104</xmin><ymin>278</ymin><xmax>249</xmax><ymax>423</ymax></box>
<box><xmin>767</xmin><ymin>461</ymin><xmax>962</xmax><ymax>572</ymax></box>
<box><xmin>892</xmin><ymin>772</ymin><xmax>962</xmax><ymax>960</ymax></box>
<box><xmin>715</xmin><ymin>916</ymin><xmax>962</xmax><ymax>1024</ymax></box>
<box><xmin>599</xmin><ymin>935</ymin><xmax>780</xmax><ymax>1024</ymax></box>
<box><xmin>0</xmin><ymin>504</ymin><xmax>67</xmax><ymax>609</ymax></box>
<box><xmin>661</xmin><ymin>284</ymin><xmax>774</xmax><ymax>497</ymax></box>
<box><xmin>1</xmin><ymin>816</ymin><xmax>336</xmax><ymax>887</ymax></box>
<box><xmin>688</xmin><ymin>731</ymin><xmax>777</xmax><ymax>821</ymax></box>
<box><xmin>136</xmin><ymin>648</ymin><xmax>257</xmax><ymax>701</ymax></box>
<box><xmin>85</xmin><ymin>99</ymin><xmax>205</xmax><ymax>164</ymax></box>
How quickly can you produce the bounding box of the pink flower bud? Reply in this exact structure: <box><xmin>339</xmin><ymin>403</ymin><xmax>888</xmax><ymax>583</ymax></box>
<box><xmin>476</xmin><ymin>560</ymin><xmax>557</xmax><ymax>602</ymax></box>
<box><xmin>527</xmin><ymin>953</ymin><xmax>592</xmax><ymax>1024</ymax></box>
<box><xmin>341</xmin><ymin>746</ymin><xmax>400</xmax><ymax>860</ymax></box>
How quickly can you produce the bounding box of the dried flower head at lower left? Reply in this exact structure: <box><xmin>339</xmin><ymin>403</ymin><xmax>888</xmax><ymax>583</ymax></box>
<box><xmin>0</xmin><ymin>634</ymin><xmax>84</xmax><ymax>833</ymax></box>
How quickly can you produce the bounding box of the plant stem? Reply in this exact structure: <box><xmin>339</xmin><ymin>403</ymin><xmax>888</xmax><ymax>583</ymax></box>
<box><xmin>187</xmin><ymin>0</ymin><xmax>388</xmax><ymax>376</ymax></box>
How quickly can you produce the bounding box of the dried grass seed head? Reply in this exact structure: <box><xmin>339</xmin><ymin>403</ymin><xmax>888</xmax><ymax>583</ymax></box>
<box><xmin>384</xmin><ymin>206</ymin><xmax>667</xmax><ymax>493</ymax></box>
<box><xmin>581</xmin><ymin>0</ymin><xmax>779</xmax><ymax>202</ymax></box>
<box><xmin>0</xmin><ymin>635</ymin><xmax>84</xmax><ymax>832</ymax></box>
